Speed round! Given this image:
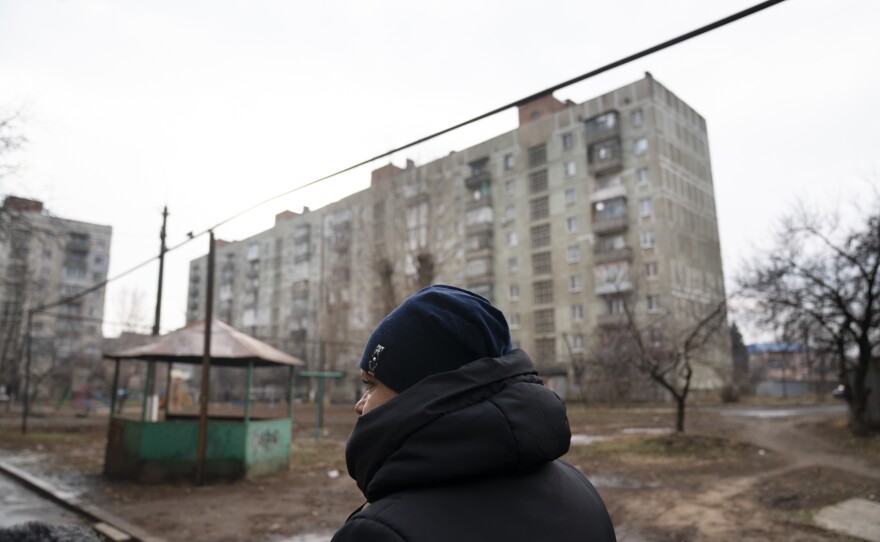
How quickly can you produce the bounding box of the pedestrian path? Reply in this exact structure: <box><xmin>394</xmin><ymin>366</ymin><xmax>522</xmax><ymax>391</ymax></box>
<box><xmin>0</xmin><ymin>461</ymin><xmax>165</xmax><ymax>542</ymax></box>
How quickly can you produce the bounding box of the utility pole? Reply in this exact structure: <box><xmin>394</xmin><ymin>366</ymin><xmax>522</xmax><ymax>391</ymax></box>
<box><xmin>196</xmin><ymin>231</ymin><xmax>215</xmax><ymax>484</ymax></box>
<box><xmin>146</xmin><ymin>206</ymin><xmax>168</xmax><ymax>421</ymax></box>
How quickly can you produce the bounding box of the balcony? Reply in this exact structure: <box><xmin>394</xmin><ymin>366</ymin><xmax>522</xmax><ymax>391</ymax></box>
<box><xmin>583</xmin><ymin>111</ymin><xmax>620</xmax><ymax>145</ymax></box>
<box><xmin>466</xmin><ymin>195</ymin><xmax>493</xmax><ymax>212</ymax></box>
<box><xmin>593</xmin><ymin>246</ymin><xmax>633</xmax><ymax>264</ymax></box>
<box><xmin>587</xmin><ymin>143</ymin><xmax>623</xmax><ymax>177</ymax></box>
<box><xmin>596</xmin><ymin>313</ymin><xmax>627</xmax><ymax>327</ymax></box>
<box><xmin>592</xmin><ymin>214</ymin><xmax>629</xmax><ymax>235</ymax></box>
<box><xmin>595</xmin><ymin>280</ymin><xmax>633</xmax><ymax>296</ymax></box>
<box><xmin>465</xmin><ymin>170</ymin><xmax>491</xmax><ymax>191</ymax></box>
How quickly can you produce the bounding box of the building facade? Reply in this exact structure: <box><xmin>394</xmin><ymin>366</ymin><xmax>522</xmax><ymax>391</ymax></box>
<box><xmin>746</xmin><ymin>343</ymin><xmax>837</xmax><ymax>398</ymax></box>
<box><xmin>186</xmin><ymin>74</ymin><xmax>730</xmax><ymax>399</ymax></box>
<box><xmin>0</xmin><ymin>196</ymin><xmax>112</xmax><ymax>401</ymax></box>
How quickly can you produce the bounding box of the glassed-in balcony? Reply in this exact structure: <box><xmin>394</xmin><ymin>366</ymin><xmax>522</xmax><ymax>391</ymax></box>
<box><xmin>592</xmin><ymin>197</ymin><xmax>628</xmax><ymax>234</ymax></box>
<box><xmin>587</xmin><ymin>137</ymin><xmax>623</xmax><ymax>177</ymax></box>
<box><xmin>583</xmin><ymin>111</ymin><xmax>620</xmax><ymax>144</ymax></box>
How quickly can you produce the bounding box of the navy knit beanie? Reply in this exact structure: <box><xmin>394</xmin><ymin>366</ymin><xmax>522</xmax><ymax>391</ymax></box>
<box><xmin>358</xmin><ymin>285</ymin><xmax>512</xmax><ymax>393</ymax></box>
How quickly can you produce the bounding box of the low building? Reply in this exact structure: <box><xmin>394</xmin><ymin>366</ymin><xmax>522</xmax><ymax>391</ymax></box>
<box><xmin>746</xmin><ymin>342</ymin><xmax>837</xmax><ymax>398</ymax></box>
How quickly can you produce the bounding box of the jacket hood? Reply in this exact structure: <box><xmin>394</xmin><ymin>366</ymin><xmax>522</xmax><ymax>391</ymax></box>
<box><xmin>345</xmin><ymin>350</ymin><xmax>571</xmax><ymax>502</ymax></box>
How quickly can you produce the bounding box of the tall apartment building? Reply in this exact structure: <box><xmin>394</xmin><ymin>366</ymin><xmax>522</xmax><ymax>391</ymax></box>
<box><xmin>0</xmin><ymin>196</ymin><xmax>112</xmax><ymax>400</ymax></box>
<box><xmin>186</xmin><ymin>74</ymin><xmax>730</xmax><ymax>399</ymax></box>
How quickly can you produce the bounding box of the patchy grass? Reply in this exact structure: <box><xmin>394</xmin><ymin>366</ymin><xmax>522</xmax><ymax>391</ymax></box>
<box><xmin>807</xmin><ymin>418</ymin><xmax>880</xmax><ymax>465</ymax></box>
<box><xmin>571</xmin><ymin>433</ymin><xmax>764</xmax><ymax>461</ymax></box>
<box><xmin>290</xmin><ymin>439</ymin><xmax>346</xmax><ymax>472</ymax></box>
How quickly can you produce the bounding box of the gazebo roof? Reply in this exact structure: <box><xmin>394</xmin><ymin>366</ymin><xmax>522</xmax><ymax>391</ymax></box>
<box><xmin>103</xmin><ymin>319</ymin><xmax>305</xmax><ymax>368</ymax></box>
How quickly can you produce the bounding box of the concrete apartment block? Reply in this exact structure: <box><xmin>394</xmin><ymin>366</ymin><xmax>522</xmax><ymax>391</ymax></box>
<box><xmin>186</xmin><ymin>74</ymin><xmax>731</xmax><ymax>400</ymax></box>
<box><xmin>0</xmin><ymin>196</ymin><xmax>112</xmax><ymax>400</ymax></box>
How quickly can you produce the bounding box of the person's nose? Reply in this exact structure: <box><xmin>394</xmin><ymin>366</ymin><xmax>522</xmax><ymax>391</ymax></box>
<box><xmin>355</xmin><ymin>392</ymin><xmax>367</xmax><ymax>415</ymax></box>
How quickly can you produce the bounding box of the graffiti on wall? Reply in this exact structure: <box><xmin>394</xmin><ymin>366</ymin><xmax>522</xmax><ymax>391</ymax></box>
<box><xmin>251</xmin><ymin>427</ymin><xmax>281</xmax><ymax>455</ymax></box>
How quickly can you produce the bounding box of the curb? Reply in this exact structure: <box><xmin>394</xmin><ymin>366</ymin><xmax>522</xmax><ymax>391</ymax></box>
<box><xmin>0</xmin><ymin>461</ymin><xmax>166</xmax><ymax>542</ymax></box>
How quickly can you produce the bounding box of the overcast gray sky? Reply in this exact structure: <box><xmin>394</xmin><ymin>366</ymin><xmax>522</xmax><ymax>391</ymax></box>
<box><xmin>1</xmin><ymin>0</ymin><xmax>878</xmax><ymax>341</ymax></box>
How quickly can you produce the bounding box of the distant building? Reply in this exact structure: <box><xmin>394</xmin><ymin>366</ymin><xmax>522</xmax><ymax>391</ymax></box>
<box><xmin>187</xmin><ymin>74</ymin><xmax>730</xmax><ymax>400</ymax></box>
<box><xmin>746</xmin><ymin>343</ymin><xmax>836</xmax><ymax>397</ymax></box>
<box><xmin>0</xmin><ymin>196</ymin><xmax>112</xmax><ymax>400</ymax></box>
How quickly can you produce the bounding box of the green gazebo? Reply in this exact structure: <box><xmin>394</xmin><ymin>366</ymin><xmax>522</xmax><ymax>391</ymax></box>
<box><xmin>102</xmin><ymin>319</ymin><xmax>304</xmax><ymax>482</ymax></box>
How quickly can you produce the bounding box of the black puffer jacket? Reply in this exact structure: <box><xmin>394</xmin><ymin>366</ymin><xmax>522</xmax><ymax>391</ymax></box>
<box><xmin>332</xmin><ymin>350</ymin><xmax>616</xmax><ymax>542</ymax></box>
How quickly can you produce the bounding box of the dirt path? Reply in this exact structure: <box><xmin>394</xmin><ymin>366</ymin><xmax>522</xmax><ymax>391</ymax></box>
<box><xmin>608</xmin><ymin>408</ymin><xmax>880</xmax><ymax>541</ymax></box>
<box><xmin>719</xmin><ymin>411</ymin><xmax>880</xmax><ymax>480</ymax></box>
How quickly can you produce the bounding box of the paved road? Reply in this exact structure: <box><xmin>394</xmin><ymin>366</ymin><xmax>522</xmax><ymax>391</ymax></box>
<box><xmin>0</xmin><ymin>474</ymin><xmax>86</xmax><ymax>529</ymax></box>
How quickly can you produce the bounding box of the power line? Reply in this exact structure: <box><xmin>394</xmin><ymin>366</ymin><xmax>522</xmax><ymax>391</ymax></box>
<box><xmin>28</xmin><ymin>0</ymin><xmax>789</xmax><ymax>315</ymax></box>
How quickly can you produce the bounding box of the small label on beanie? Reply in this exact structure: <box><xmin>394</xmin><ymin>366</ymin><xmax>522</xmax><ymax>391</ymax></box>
<box><xmin>368</xmin><ymin>344</ymin><xmax>385</xmax><ymax>376</ymax></box>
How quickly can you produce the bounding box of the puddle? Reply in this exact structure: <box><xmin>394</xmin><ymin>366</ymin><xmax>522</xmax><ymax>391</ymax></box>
<box><xmin>619</xmin><ymin>427</ymin><xmax>672</xmax><ymax>435</ymax></box>
<box><xmin>0</xmin><ymin>452</ymin><xmax>88</xmax><ymax>499</ymax></box>
<box><xmin>717</xmin><ymin>405</ymin><xmax>846</xmax><ymax>419</ymax></box>
<box><xmin>570</xmin><ymin>434</ymin><xmax>609</xmax><ymax>446</ymax></box>
<box><xmin>0</xmin><ymin>476</ymin><xmax>85</xmax><ymax>527</ymax></box>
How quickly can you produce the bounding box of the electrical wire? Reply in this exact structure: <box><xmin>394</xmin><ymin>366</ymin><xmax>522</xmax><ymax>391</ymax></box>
<box><xmin>28</xmin><ymin>0</ymin><xmax>789</xmax><ymax>315</ymax></box>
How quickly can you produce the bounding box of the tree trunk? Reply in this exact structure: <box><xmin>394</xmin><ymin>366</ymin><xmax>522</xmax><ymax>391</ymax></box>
<box><xmin>675</xmin><ymin>395</ymin><xmax>686</xmax><ymax>433</ymax></box>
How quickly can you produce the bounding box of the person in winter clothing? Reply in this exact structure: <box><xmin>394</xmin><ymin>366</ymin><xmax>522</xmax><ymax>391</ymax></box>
<box><xmin>332</xmin><ymin>285</ymin><xmax>616</xmax><ymax>542</ymax></box>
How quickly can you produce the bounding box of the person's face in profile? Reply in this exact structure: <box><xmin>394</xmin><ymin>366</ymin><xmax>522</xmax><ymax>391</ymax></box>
<box><xmin>355</xmin><ymin>371</ymin><xmax>398</xmax><ymax>415</ymax></box>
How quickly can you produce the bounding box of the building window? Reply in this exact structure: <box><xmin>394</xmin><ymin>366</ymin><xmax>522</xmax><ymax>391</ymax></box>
<box><xmin>562</xmin><ymin>132</ymin><xmax>574</xmax><ymax>151</ymax></box>
<box><xmin>532</xmin><ymin>252</ymin><xmax>552</xmax><ymax>275</ymax></box>
<box><xmin>528</xmin><ymin>143</ymin><xmax>547</xmax><ymax>168</ymax></box>
<box><xmin>507</xmin><ymin>231</ymin><xmax>518</xmax><ymax>247</ymax></box>
<box><xmin>534</xmin><ymin>309</ymin><xmax>555</xmax><ymax>333</ymax></box>
<box><xmin>569</xmin><ymin>274</ymin><xmax>582</xmax><ymax>292</ymax></box>
<box><xmin>529</xmin><ymin>196</ymin><xmax>550</xmax><ymax>221</ymax></box>
<box><xmin>650</xmin><ymin>328</ymin><xmax>664</xmax><ymax>346</ymax></box>
<box><xmin>508</xmin><ymin>257</ymin><xmax>519</xmax><ymax>274</ymax></box>
<box><xmin>631</xmin><ymin>109</ymin><xmax>644</xmax><ymax>127</ymax></box>
<box><xmin>504</xmin><ymin>153</ymin><xmax>515</xmax><ymax>170</ymax></box>
<box><xmin>572</xmin><ymin>334</ymin><xmax>585</xmax><ymax>353</ymax></box>
<box><xmin>636</xmin><ymin>167</ymin><xmax>650</xmax><ymax>184</ymax></box>
<box><xmin>633</xmin><ymin>138</ymin><xmax>649</xmax><ymax>156</ymax></box>
<box><xmin>584</xmin><ymin>112</ymin><xmax>617</xmax><ymax>134</ymax></box>
<box><xmin>564</xmin><ymin>188</ymin><xmax>576</xmax><ymax>206</ymax></box>
<box><xmin>535</xmin><ymin>338</ymin><xmax>556</xmax><ymax>363</ymax></box>
<box><xmin>590</xmin><ymin>139</ymin><xmax>620</xmax><ymax>163</ymax></box>
<box><xmin>606</xmin><ymin>297</ymin><xmax>626</xmax><ymax>315</ymax></box>
<box><xmin>567</xmin><ymin>244</ymin><xmax>581</xmax><ymax>263</ymax></box>
<box><xmin>594</xmin><ymin>197</ymin><xmax>627</xmax><ymax>221</ymax></box>
<box><xmin>596</xmin><ymin>175</ymin><xmax>622</xmax><ymax>191</ymax></box>
<box><xmin>509</xmin><ymin>312</ymin><xmax>520</xmax><ymax>328</ymax></box>
<box><xmin>641</xmin><ymin>230</ymin><xmax>656</xmax><ymax>249</ymax></box>
<box><xmin>598</xmin><ymin>234</ymin><xmax>626</xmax><ymax>253</ymax></box>
<box><xmin>571</xmin><ymin>304</ymin><xmax>584</xmax><ymax>322</ymax></box>
<box><xmin>647</xmin><ymin>294</ymin><xmax>662</xmax><ymax>312</ymax></box>
<box><xmin>509</xmin><ymin>284</ymin><xmax>520</xmax><ymax>300</ymax></box>
<box><xmin>467</xmin><ymin>259</ymin><xmax>488</xmax><ymax>277</ymax></box>
<box><xmin>564</xmin><ymin>161</ymin><xmax>576</xmax><ymax>177</ymax></box>
<box><xmin>505</xmin><ymin>179</ymin><xmax>515</xmax><ymax>195</ymax></box>
<box><xmin>534</xmin><ymin>280</ymin><xmax>554</xmax><ymax>304</ymax></box>
<box><xmin>466</xmin><ymin>207</ymin><xmax>494</xmax><ymax>226</ymax></box>
<box><xmin>42</xmin><ymin>249</ymin><xmax>52</xmax><ymax>259</ymax></box>
<box><xmin>639</xmin><ymin>197</ymin><xmax>653</xmax><ymax>218</ymax></box>
<box><xmin>504</xmin><ymin>204</ymin><xmax>516</xmax><ymax>223</ymax></box>
<box><xmin>528</xmin><ymin>169</ymin><xmax>548</xmax><ymax>194</ymax></box>
<box><xmin>531</xmin><ymin>224</ymin><xmax>551</xmax><ymax>249</ymax></box>
<box><xmin>93</xmin><ymin>272</ymin><xmax>104</xmax><ymax>283</ymax></box>
<box><xmin>566</xmin><ymin>217</ymin><xmax>578</xmax><ymax>234</ymax></box>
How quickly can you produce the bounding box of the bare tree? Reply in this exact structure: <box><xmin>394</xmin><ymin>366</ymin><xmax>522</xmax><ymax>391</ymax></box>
<box><xmin>739</xmin><ymin>198</ymin><xmax>880</xmax><ymax>434</ymax></box>
<box><xmin>0</xmin><ymin>109</ymin><xmax>27</xmax><ymax>181</ymax></box>
<box><xmin>618</xmin><ymin>297</ymin><xmax>728</xmax><ymax>433</ymax></box>
<box><xmin>113</xmin><ymin>286</ymin><xmax>149</xmax><ymax>333</ymax></box>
